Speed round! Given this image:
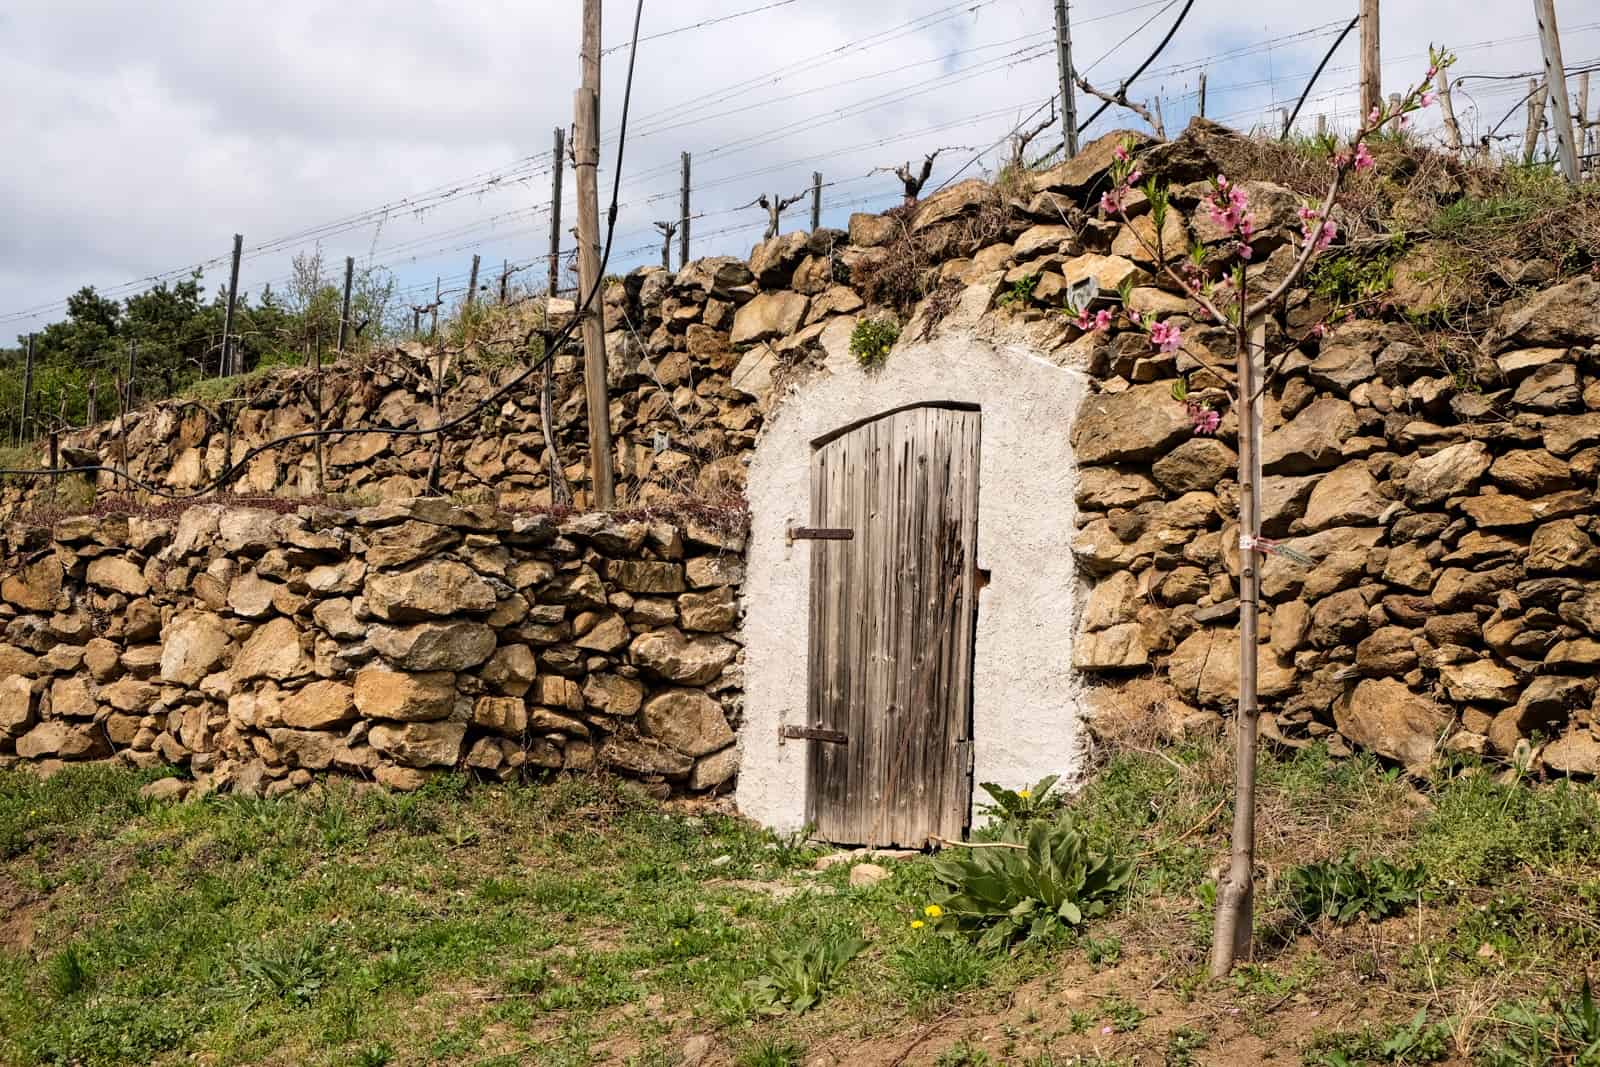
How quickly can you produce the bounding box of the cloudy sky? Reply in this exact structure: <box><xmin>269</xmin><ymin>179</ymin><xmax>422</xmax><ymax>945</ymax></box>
<box><xmin>3</xmin><ymin>0</ymin><xmax>1594</xmax><ymax>339</ymax></box>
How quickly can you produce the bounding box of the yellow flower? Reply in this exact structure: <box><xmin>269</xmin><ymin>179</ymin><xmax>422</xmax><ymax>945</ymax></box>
<box><xmin>910</xmin><ymin>920</ymin><xmax>926</xmax><ymax>929</ymax></box>
<box><xmin>923</xmin><ymin>904</ymin><xmax>944</xmax><ymax>919</ymax></box>
<box><xmin>1018</xmin><ymin>790</ymin><xmax>1032</xmax><ymax>799</ymax></box>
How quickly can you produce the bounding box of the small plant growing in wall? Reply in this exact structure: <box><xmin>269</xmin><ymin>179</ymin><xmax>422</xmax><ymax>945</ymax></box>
<box><xmin>850</xmin><ymin>317</ymin><xmax>900</xmax><ymax>370</ymax></box>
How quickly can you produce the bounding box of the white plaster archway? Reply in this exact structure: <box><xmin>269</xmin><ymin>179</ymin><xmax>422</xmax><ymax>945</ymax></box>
<box><xmin>736</xmin><ymin>324</ymin><xmax>1091</xmax><ymax>836</ymax></box>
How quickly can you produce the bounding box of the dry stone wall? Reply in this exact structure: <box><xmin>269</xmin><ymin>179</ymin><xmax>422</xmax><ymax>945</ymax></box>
<box><xmin>0</xmin><ymin>499</ymin><xmax>746</xmax><ymax>795</ymax></box>
<box><xmin>5</xmin><ymin>116</ymin><xmax>1600</xmax><ymax>785</ymax></box>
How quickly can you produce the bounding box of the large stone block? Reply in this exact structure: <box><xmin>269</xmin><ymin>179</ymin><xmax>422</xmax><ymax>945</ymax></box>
<box><xmin>370</xmin><ymin>622</ymin><xmax>497</xmax><ymax>671</ymax></box>
<box><xmin>630</xmin><ymin>628</ymin><xmax>738</xmax><ymax>686</ymax></box>
<box><xmin>365</xmin><ymin>561</ymin><xmax>497</xmax><ymax>620</ymax></box>
<box><xmin>369</xmin><ymin>720</ymin><xmax>466</xmax><ymax>769</ymax></box>
<box><xmin>160</xmin><ymin>612</ymin><xmax>232</xmax><ymax>686</ymax></box>
<box><xmin>353</xmin><ymin>668</ymin><xmax>457</xmax><ymax>722</ymax></box>
<box><xmin>642</xmin><ymin>689</ymin><xmax>734</xmax><ymax>757</ymax></box>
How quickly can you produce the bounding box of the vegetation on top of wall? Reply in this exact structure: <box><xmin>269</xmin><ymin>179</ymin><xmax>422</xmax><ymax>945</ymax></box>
<box><xmin>848</xmin><ymin>316</ymin><xmax>900</xmax><ymax>370</ymax></box>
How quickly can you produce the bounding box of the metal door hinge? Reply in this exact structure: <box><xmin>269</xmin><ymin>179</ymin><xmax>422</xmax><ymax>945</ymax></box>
<box><xmin>786</xmin><ymin>523</ymin><xmax>853</xmax><ymax>545</ymax></box>
<box><xmin>779</xmin><ymin>724</ymin><xmax>849</xmax><ymax>745</ymax></box>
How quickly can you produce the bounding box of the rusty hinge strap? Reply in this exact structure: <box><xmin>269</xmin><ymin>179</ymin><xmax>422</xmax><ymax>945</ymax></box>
<box><xmin>787</xmin><ymin>526</ymin><xmax>853</xmax><ymax>545</ymax></box>
<box><xmin>780</xmin><ymin>724</ymin><xmax>848</xmax><ymax>744</ymax></box>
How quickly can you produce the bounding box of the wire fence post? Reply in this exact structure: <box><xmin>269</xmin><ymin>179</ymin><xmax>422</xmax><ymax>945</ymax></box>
<box><xmin>20</xmin><ymin>334</ymin><xmax>35</xmax><ymax>446</ymax></box>
<box><xmin>466</xmin><ymin>254</ymin><xmax>481</xmax><ymax>310</ymax></box>
<box><xmin>221</xmin><ymin>233</ymin><xmax>243</xmax><ymax>377</ymax></box>
<box><xmin>1053</xmin><ymin>0</ymin><xmax>1079</xmax><ymax>156</ymax></box>
<box><xmin>314</xmin><ymin>325</ymin><xmax>325</xmax><ymax>495</ymax></box>
<box><xmin>338</xmin><ymin>255</ymin><xmax>354</xmax><ymax>354</ymax></box>
<box><xmin>1198</xmin><ymin>71</ymin><xmax>1207</xmax><ymax>118</ymax></box>
<box><xmin>500</xmin><ymin>259</ymin><xmax>510</xmax><ymax>304</ymax></box>
<box><xmin>1525</xmin><ymin>78</ymin><xmax>1546</xmax><ymax>163</ymax></box>
<box><xmin>430</xmin><ymin>277</ymin><xmax>441</xmax><ymax>341</ymax></box>
<box><xmin>679</xmin><ymin>151</ymin><xmax>692</xmax><ymax>269</ymax></box>
<box><xmin>550</xmin><ymin>127</ymin><xmax>566</xmax><ymax>296</ymax></box>
<box><xmin>87</xmin><ymin>375</ymin><xmax>98</xmax><ymax>427</ymax></box>
<box><xmin>1359</xmin><ymin>0</ymin><xmax>1380</xmax><ymax>122</ymax></box>
<box><xmin>48</xmin><ymin>430</ymin><xmax>59</xmax><ymax>508</ymax></box>
<box><xmin>810</xmin><ymin>171</ymin><xmax>822</xmax><ymax>231</ymax></box>
<box><xmin>1533</xmin><ymin>0</ymin><xmax>1581</xmax><ymax>182</ymax></box>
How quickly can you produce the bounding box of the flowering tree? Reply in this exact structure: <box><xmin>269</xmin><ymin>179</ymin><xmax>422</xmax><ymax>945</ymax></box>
<box><xmin>1067</xmin><ymin>49</ymin><xmax>1454</xmax><ymax>976</ymax></box>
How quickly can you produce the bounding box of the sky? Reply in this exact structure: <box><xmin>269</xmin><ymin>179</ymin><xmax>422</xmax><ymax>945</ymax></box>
<box><xmin>2</xmin><ymin>0</ymin><xmax>1595</xmax><ymax>340</ymax></box>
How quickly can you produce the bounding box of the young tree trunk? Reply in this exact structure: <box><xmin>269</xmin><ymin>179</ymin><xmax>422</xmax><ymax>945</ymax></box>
<box><xmin>1210</xmin><ymin>319</ymin><xmax>1265</xmax><ymax>976</ymax></box>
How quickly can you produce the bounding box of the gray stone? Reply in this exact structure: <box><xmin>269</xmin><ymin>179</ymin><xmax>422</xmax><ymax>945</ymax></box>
<box><xmin>370</xmin><ymin>621</ymin><xmax>497</xmax><ymax>671</ymax></box>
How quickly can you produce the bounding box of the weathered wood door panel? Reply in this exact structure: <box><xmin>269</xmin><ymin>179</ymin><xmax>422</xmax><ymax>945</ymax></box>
<box><xmin>806</xmin><ymin>405</ymin><xmax>980</xmax><ymax>848</ymax></box>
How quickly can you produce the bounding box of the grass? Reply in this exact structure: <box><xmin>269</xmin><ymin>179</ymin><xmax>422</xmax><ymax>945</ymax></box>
<box><xmin>5</xmin><ymin>740</ymin><xmax>1600</xmax><ymax>1065</ymax></box>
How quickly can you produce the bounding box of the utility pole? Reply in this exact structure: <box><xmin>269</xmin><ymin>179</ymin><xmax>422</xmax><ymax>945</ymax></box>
<box><xmin>549</xmin><ymin>127</ymin><xmax>565</xmax><ymax>296</ymax></box>
<box><xmin>466</xmin><ymin>254</ymin><xmax>481</xmax><ymax>309</ymax></box>
<box><xmin>1359</xmin><ymin>0</ymin><xmax>1380</xmax><ymax>122</ymax></box>
<box><xmin>1053</xmin><ymin>0</ymin><xmax>1079</xmax><ymax>156</ymax></box>
<box><xmin>500</xmin><ymin>259</ymin><xmax>510</xmax><ymax>304</ymax></box>
<box><xmin>680</xmin><ymin>151</ymin><xmax>692</xmax><ymax>269</ymax></box>
<box><xmin>1437</xmin><ymin>68</ymin><xmax>1463</xmax><ymax>152</ymax></box>
<box><xmin>221</xmin><ymin>233</ymin><xmax>243</xmax><ymax>377</ymax></box>
<box><xmin>1198</xmin><ymin>71</ymin><xmax>1207</xmax><ymax>118</ymax></box>
<box><xmin>575</xmin><ymin>0</ymin><xmax>615</xmax><ymax>508</ymax></box>
<box><xmin>1533</xmin><ymin>0</ymin><xmax>1581</xmax><ymax>182</ymax></box>
<box><xmin>20</xmin><ymin>334</ymin><xmax>35</xmax><ymax>443</ymax></box>
<box><xmin>337</xmin><ymin>256</ymin><xmax>354</xmax><ymax>353</ymax></box>
<box><xmin>810</xmin><ymin>171</ymin><xmax>823</xmax><ymax>231</ymax></box>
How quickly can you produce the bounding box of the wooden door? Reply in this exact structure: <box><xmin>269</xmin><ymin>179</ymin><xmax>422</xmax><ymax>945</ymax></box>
<box><xmin>805</xmin><ymin>404</ymin><xmax>981</xmax><ymax>848</ymax></box>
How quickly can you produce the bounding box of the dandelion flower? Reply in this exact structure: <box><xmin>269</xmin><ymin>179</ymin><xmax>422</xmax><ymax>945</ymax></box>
<box><xmin>924</xmin><ymin>904</ymin><xmax>944</xmax><ymax>919</ymax></box>
<box><xmin>911</xmin><ymin>920</ymin><xmax>926</xmax><ymax>929</ymax></box>
<box><xmin>1018</xmin><ymin>790</ymin><xmax>1032</xmax><ymax>799</ymax></box>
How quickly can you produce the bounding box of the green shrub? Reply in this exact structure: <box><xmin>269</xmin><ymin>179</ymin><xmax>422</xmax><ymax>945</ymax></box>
<box><xmin>1283</xmin><ymin>852</ymin><xmax>1425</xmax><ymax>926</ymax></box>
<box><xmin>849</xmin><ymin>317</ymin><xmax>900</xmax><ymax>370</ymax></box>
<box><xmin>998</xmin><ymin>274</ymin><xmax>1038</xmax><ymax>307</ymax></box>
<box><xmin>930</xmin><ymin>818</ymin><xmax>1131</xmax><ymax>949</ymax></box>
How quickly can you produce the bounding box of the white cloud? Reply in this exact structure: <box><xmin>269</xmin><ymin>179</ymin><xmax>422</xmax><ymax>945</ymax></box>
<box><xmin>1</xmin><ymin>0</ymin><xmax>1584</xmax><ymax>336</ymax></box>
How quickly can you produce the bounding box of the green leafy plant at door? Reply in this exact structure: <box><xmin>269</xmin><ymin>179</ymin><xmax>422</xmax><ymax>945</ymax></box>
<box><xmin>929</xmin><ymin>817</ymin><xmax>1131</xmax><ymax>949</ymax></box>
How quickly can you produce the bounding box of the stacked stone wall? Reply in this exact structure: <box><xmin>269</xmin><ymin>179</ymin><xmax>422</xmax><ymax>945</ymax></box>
<box><xmin>0</xmin><ymin>499</ymin><xmax>746</xmax><ymax>795</ymax></box>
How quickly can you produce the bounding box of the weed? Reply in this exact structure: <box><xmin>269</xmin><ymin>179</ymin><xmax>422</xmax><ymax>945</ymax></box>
<box><xmin>849</xmin><ymin>317</ymin><xmax>900</xmax><ymax>370</ymax></box>
<box><xmin>229</xmin><ymin>931</ymin><xmax>327</xmax><ymax>1006</ymax></box>
<box><xmin>1165</xmin><ymin>1026</ymin><xmax>1210</xmax><ymax>1066</ymax></box>
<box><xmin>352</xmin><ymin>1043</ymin><xmax>396</xmax><ymax>1067</ymax></box>
<box><xmin>736</xmin><ymin>1035</ymin><xmax>806</xmax><ymax>1067</ymax></box>
<box><xmin>1480</xmin><ymin>980</ymin><xmax>1600</xmax><ymax>1067</ymax></box>
<box><xmin>46</xmin><ymin>943</ymin><xmax>92</xmax><ymax>998</ymax></box>
<box><xmin>749</xmin><ymin>928</ymin><xmax>867</xmax><ymax>1015</ymax></box>
<box><xmin>891</xmin><ymin>931</ymin><xmax>995</xmax><ymax>1003</ymax></box>
<box><xmin>1283</xmin><ymin>852</ymin><xmax>1426</xmax><ymax>926</ymax></box>
<box><xmin>998</xmin><ymin>274</ymin><xmax>1039</xmax><ymax>307</ymax></box>
<box><xmin>977</xmin><ymin>775</ymin><xmax>1067</xmax><ymax>827</ymax></box>
<box><xmin>1307</xmin><ymin>1008</ymin><xmax>1452</xmax><ymax>1065</ymax></box>
<box><xmin>1083</xmin><ymin>935</ymin><xmax>1122</xmax><ymax>968</ymax></box>
<box><xmin>937</xmin><ymin>1041</ymin><xmax>994</xmax><ymax>1066</ymax></box>
<box><xmin>931</xmin><ymin>818</ymin><xmax>1131</xmax><ymax>948</ymax></box>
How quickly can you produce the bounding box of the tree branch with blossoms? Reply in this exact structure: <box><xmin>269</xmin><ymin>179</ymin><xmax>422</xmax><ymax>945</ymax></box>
<box><xmin>1065</xmin><ymin>46</ymin><xmax>1456</xmax><ymax>979</ymax></box>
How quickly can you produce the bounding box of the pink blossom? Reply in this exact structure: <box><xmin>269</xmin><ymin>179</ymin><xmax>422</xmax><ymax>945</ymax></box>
<box><xmin>1311</xmin><ymin>322</ymin><xmax>1328</xmax><ymax>338</ymax></box>
<box><xmin>1126</xmin><ymin>169</ymin><xmax>1142</xmax><ymax>185</ymax></box>
<box><xmin>1427</xmin><ymin>65</ymin><xmax>1438</xmax><ymax>80</ymax></box>
<box><xmin>1190</xmin><ymin>404</ymin><xmax>1220</xmax><ymax>435</ymax></box>
<box><xmin>1367</xmin><ymin>104</ymin><xmax>1382</xmax><ymax>125</ymax></box>
<box><xmin>1100</xmin><ymin>189</ymin><xmax>1125</xmax><ymax>215</ymax></box>
<box><xmin>1114</xmin><ymin>144</ymin><xmax>1129</xmax><ymax>162</ymax></box>
<box><xmin>1075</xmin><ymin>307</ymin><xmax>1112</xmax><ymax>333</ymax></box>
<box><xmin>1237</xmin><ymin>243</ymin><xmax>1253</xmax><ymax>260</ymax></box>
<box><xmin>1421</xmin><ymin>90</ymin><xmax>1436</xmax><ymax>108</ymax></box>
<box><xmin>1353</xmin><ymin>141</ymin><xmax>1374</xmax><ymax>172</ymax></box>
<box><xmin>1149</xmin><ymin>320</ymin><xmax>1182</xmax><ymax>353</ymax></box>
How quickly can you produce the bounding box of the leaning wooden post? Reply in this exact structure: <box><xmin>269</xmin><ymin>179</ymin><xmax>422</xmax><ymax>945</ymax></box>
<box><xmin>1525</xmin><ymin>79</ymin><xmax>1546</xmax><ymax>163</ymax></box>
<box><xmin>679</xmin><ymin>151</ymin><xmax>692</xmax><ymax>269</ymax></box>
<box><xmin>1359</xmin><ymin>0</ymin><xmax>1380</xmax><ymax>121</ymax></box>
<box><xmin>337</xmin><ymin>255</ymin><xmax>354</xmax><ymax>354</ymax></box>
<box><xmin>1532</xmin><ymin>0</ymin><xmax>1582</xmax><ymax>182</ymax></box>
<box><xmin>87</xmin><ymin>375</ymin><xmax>98</xmax><ymax>427</ymax></box>
<box><xmin>466</xmin><ymin>254</ymin><xmax>481</xmax><ymax>309</ymax></box>
<box><xmin>1198</xmin><ymin>71</ymin><xmax>1207</xmax><ymax>117</ymax></box>
<box><xmin>430</xmin><ymin>277</ymin><xmax>441</xmax><ymax>340</ymax></box>
<box><xmin>810</xmin><ymin>171</ymin><xmax>822</xmax><ymax>231</ymax></box>
<box><xmin>20</xmin><ymin>334</ymin><xmax>35</xmax><ymax>444</ymax></box>
<box><xmin>221</xmin><ymin>233</ymin><xmax>243</xmax><ymax>377</ymax></box>
<box><xmin>549</xmin><ymin>126</ymin><xmax>565</xmax><ymax>295</ymax></box>
<box><xmin>574</xmin><ymin>81</ymin><xmax>616</xmax><ymax>508</ymax></box>
<box><xmin>1437</xmin><ymin>68</ymin><xmax>1463</xmax><ymax>152</ymax></box>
